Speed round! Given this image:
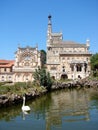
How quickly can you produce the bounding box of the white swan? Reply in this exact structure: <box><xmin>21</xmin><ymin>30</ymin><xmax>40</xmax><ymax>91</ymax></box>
<box><xmin>22</xmin><ymin>96</ymin><xmax>31</xmax><ymax>111</ymax></box>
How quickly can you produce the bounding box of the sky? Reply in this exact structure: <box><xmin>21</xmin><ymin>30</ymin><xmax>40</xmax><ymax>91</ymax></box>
<box><xmin>0</xmin><ymin>0</ymin><xmax>98</xmax><ymax>60</ymax></box>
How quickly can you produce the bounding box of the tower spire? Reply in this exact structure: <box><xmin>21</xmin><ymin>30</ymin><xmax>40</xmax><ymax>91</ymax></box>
<box><xmin>48</xmin><ymin>15</ymin><xmax>52</xmax><ymax>33</ymax></box>
<box><xmin>86</xmin><ymin>38</ymin><xmax>90</xmax><ymax>50</ymax></box>
<box><xmin>47</xmin><ymin>15</ymin><xmax>52</xmax><ymax>47</ymax></box>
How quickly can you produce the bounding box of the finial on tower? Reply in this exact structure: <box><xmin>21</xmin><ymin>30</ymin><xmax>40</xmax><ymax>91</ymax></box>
<box><xmin>48</xmin><ymin>15</ymin><xmax>52</xmax><ymax>25</ymax></box>
<box><xmin>86</xmin><ymin>38</ymin><xmax>90</xmax><ymax>44</ymax></box>
<box><xmin>86</xmin><ymin>38</ymin><xmax>90</xmax><ymax>50</ymax></box>
<box><xmin>48</xmin><ymin>15</ymin><xmax>52</xmax><ymax>19</ymax></box>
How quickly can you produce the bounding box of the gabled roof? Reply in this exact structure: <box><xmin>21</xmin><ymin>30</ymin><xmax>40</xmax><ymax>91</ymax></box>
<box><xmin>15</xmin><ymin>46</ymin><xmax>38</xmax><ymax>54</ymax></box>
<box><xmin>0</xmin><ymin>60</ymin><xmax>14</xmax><ymax>67</ymax></box>
<box><xmin>51</xmin><ymin>41</ymin><xmax>87</xmax><ymax>48</ymax></box>
<box><xmin>51</xmin><ymin>32</ymin><xmax>62</xmax><ymax>37</ymax></box>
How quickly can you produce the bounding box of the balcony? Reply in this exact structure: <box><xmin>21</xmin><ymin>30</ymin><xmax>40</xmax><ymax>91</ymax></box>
<box><xmin>13</xmin><ymin>67</ymin><xmax>36</xmax><ymax>72</ymax></box>
<box><xmin>60</xmin><ymin>51</ymin><xmax>92</xmax><ymax>55</ymax></box>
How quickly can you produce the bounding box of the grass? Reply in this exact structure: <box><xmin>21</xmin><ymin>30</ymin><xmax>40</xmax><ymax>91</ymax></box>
<box><xmin>88</xmin><ymin>76</ymin><xmax>98</xmax><ymax>80</ymax></box>
<box><xmin>0</xmin><ymin>82</ymin><xmax>46</xmax><ymax>95</ymax></box>
<box><xmin>0</xmin><ymin>75</ymin><xmax>98</xmax><ymax>95</ymax></box>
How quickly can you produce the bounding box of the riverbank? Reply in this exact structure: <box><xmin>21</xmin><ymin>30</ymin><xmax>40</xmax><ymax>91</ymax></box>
<box><xmin>52</xmin><ymin>77</ymin><xmax>98</xmax><ymax>90</ymax></box>
<box><xmin>0</xmin><ymin>89</ymin><xmax>47</xmax><ymax>108</ymax></box>
<box><xmin>0</xmin><ymin>82</ymin><xmax>47</xmax><ymax>108</ymax></box>
<box><xmin>0</xmin><ymin>77</ymin><xmax>98</xmax><ymax>108</ymax></box>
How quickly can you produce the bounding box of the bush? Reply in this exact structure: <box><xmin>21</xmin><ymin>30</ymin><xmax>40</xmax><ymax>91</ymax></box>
<box><xmin>33</xmin><ymin>67</ymin><xmax>53</xmax><ymax>91</ymax></box>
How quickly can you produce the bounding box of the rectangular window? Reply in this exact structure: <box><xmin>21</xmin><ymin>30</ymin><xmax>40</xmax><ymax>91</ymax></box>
<box><xmin>4</xmin><ymin>68</ymin><xmax>6</xmax><ymax>72</ymax></box>
<box><xmin>51</xmin><ymin>67</ymin><xmax>56</xmax><ymax>70</ymax></box>
<box><xmin>10</xmin><ymin>67</ymin><xmax>12</xmax><ymax>72</ymax></box>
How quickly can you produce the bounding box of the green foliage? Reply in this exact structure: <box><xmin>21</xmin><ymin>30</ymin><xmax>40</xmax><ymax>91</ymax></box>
<box><xmin>40</xmin><ymin>50</ymin><xmax>46</xmax><ymax>67</ymax></box>
<box><xmin>88</xmin><ymin>75</ymin><xmax>98</xmax><ymax>80</ymax></box>
<box><xmin>90</xmin><ymin>53</ymin><xmax>98</xmax><ymax>77</ymax></box>
<box><xmin>59</xmin><ymin>78</ymin><xmax>72</xmax><ymax>83</ymax></box>
<box><xmin>0</xmin><ymin>82</ymin><xmax>46</xmax><ymax>95</ymax></box>
<box><xmin>90</xmin><ymin>53</ymin><xmax>98</xmax><ymax>70</ymax></box>
<box><xmin>33</xmin><ymin>67</ymin><xmax>53</xmax><ymax>91</ymax></box>
<box><xmin>33</xmin><ymin>68</ymin><xmax>41</xmax><ymax>85</ymax></box>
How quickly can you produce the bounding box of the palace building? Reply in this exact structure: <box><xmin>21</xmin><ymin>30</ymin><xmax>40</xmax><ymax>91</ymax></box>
<box><xmin>0</xmin><ymin>60</ymin><xmax>14</xmax><ymax>82</ymax></box>
<box><xmin>0</xmin><ymin>46</ymin><xmax>41</xmax><ymax>82</ymax></box>
<box><xmin>46</xmin><ymin>15</ymin><xmax>92</xmax><ymax>80</ymax></box>
<box><xmin>13</xmin><ymin>46</ymin><xmax>41</xmax><ymax>82</ymax></box>
<box><xmin>0</xmin><ymin>15</ymin><xmax>92</xmax><ymax>82</ymax></box>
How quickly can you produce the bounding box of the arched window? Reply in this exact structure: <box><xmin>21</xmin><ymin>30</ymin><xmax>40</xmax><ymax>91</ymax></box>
<box><xmin>70</xmin><ymin>64</ymin><xmax>74</xmax><ymax>71</ymax></box>
<box><xmin>76</xmin><ymin>64</ymin><xmax>82</xmax><ymax>72</ymax></box>
<box><xmin>62</xmin><ymin>66</ymin><xmax>65</xmax><ymax>72</ymax></box>
<box><xmin>2</xmin><ymin>76</ymin><xmax>4</xmax><ymax>78</ymax></box>
<box><xmin>4</xmin><ymin>68</ymin><xmax>6</xmax><ymax>72</ymax></box>
<box><xmin>84</xmin><ymin>63</ymin><xmax>87</xmax><ymax>72</ymax></box>
<box><xmin>61</xmin><ymin>74</ymin><xmax>68</xmax><ymax>79</ymax></box>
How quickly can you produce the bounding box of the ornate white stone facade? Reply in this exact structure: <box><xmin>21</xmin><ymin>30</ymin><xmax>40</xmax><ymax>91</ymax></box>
<box><xmin>0</xmin><ymin>46</ymin><xmax>41</xmax><ymax>82</ymax></box>
<box><xmin>46</xmin><ymin>15</ymin><xmax>92</xmax><ymax>80</ymax></box>
<box><xmin>13</xmin><ymin>46</ymin><xmax>41</xmax><ymax>82</ymax></box>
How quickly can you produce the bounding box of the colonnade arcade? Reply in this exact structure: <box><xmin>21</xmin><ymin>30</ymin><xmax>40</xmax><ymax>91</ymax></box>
<box><xmin>60</xmin><ymin>62</ymin><xmax>88</xmax><ymax>80</ymax></box>
<box><xmin>70</xmin><ymin>62</ymin><xmax>87</xmax><ymax>73</ymax></box>
<box><xmin>13</xmin><ymin>72</ymin><xmax>33</xmax><ymax>82</ymax></box>
<box><xmin>70</xmin><ymin>62</ymin><xmax>88</xmax><ymax>79</ymax></box>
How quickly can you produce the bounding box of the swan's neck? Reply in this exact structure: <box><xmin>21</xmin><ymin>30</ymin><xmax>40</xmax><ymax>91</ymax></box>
<box><xmin>23</xmin><ymin>97</ymin><xmax>25</xmax><ymax>107</ymax></box>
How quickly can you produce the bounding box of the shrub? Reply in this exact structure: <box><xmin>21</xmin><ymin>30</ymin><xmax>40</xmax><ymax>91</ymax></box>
<box><xmin>33</xmin><ymin>67</ymin><xmax>53</xmax><ymax>91</ymax></box>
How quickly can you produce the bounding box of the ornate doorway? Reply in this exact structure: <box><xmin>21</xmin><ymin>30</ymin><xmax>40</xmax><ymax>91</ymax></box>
<box><xmin>61</xmin><ymin>74</ymin><xmax>68</xmax><ymax>80</ymax></box>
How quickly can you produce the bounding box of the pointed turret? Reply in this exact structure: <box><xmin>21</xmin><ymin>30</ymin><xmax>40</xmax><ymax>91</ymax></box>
<box><xmin>86</xmin><ymin>39</ymin><xmax>90</xmax><ymax>50</ymax></box>
<box><xmin>48</xmin><ymin>15</ymin><xmax>52</xmax><ymax>32</ymax></box>
<box><xmin>47</xmin><ymin>15</ymin><xmax>52</xmax><ymax>47</ymax></box>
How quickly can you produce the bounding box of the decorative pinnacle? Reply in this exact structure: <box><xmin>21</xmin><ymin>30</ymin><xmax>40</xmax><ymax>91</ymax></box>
<box><xmin>48</xmin><ymin>15</ymin><xmax>52</xmax><ymax>19</ymax></box>
<box><xmin>48</xmin><ymin>15</ymin><xmax>52</xmax><ymax>25</ymax></box>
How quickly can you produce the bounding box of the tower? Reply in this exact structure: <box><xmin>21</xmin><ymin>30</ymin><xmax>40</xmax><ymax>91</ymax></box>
<box><xmin>47</xmin><ymin>15</ymin><xmax>52</xmax><ymax>48</ymax></box>
<box><xmin>46</xmin><ymin>15</ymin><xmax>92</xmax><ymax>80</ymax></box>
<box><xmin>86</xmin><ymin>39</ymin><xmax>90</xmax><ymax>50</ymax></box>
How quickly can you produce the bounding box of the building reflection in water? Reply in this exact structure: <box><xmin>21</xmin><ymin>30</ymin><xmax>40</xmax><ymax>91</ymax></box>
<box><xmin>44</xmin><ymin>89</ymin><xmax>90</xmax><ymax>130</ymax></box>
<box><xmin>1</xmin><ymin>88</ymin><xmax>97</xmax><ymax>130</ymax></box>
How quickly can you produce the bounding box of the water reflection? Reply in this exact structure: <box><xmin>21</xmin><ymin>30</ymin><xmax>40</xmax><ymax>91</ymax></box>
<box><xmin>30</xmin><ymin>88</ymin><xmax>98</xmax><ymax>129</ymax></box>
<box><xmin>22</xmin><ymin>110</ymin><xmax>30</xmax><ymax>120</ymax></box>
<box><xmin>45</xmin><ymin>89</ymin><xmax>90</xmax><ymax>129</ymax></box>
<box><xmin>0</xmin><ymin>88</ymin><xmax>98</xmax><ymax>130</ymax></box>
<box><xmin>0</xmin><ymin>104</ymin><xmax>21</xmax><ymax>121</ymax></box>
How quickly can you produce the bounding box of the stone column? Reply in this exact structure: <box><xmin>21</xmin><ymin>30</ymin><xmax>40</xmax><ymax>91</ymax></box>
<box><xmin>82</xmin><ymin>63</ymin><xmax>85</xmax><ymax>72</ymax></box>
<box><xmin>73</xmin><ymin>64</ymin><xmax>76</xmax><ymax>79</ymax></box>
<box><xmin>82</xmin><ymin>63</ymin><xmax>86</xmax><ymax>78</ymax></box>
<box><xmin>74</xmin><ymin>64</ymin><xmax>76</xmax><ymax>72</ymax></box>
<box><xmin>86</xmin><ymin>63</ymin><xmax>89</xmax><ymax>76</ymax></box>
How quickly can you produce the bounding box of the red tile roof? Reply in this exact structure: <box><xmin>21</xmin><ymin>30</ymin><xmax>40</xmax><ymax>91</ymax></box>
<box><xmin>0</xmin><ymin>60</ymin><xmax>15</xmax><ymax>68</ymax></box>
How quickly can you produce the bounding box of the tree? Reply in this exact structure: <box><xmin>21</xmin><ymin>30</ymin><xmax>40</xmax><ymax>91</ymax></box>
<box><xmin>33</xmin><ymin>67</ymin><xmax>53</xmax><ymax>91</ymax></box>
<box><xmin>90</xmin><ymin>53</ymin><xmax>98</xmax><ymax>77</ymax></box>
<box><xmin>40</xmin><ymin>50</ymin><xmax>46</xmax><ymax>68</ymax></box>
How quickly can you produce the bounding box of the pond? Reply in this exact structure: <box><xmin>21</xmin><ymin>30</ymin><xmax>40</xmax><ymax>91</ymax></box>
<box><xmin>0</xmin><ymin>88</ymin><xmax>98</xmax><ymax>130</ymax></box>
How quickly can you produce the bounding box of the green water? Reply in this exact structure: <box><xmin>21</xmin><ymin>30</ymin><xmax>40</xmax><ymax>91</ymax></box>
<box><xmin>0</xmin><ymin>88</ymin><xmax>98</xmax><ymax>130</ymax></box>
